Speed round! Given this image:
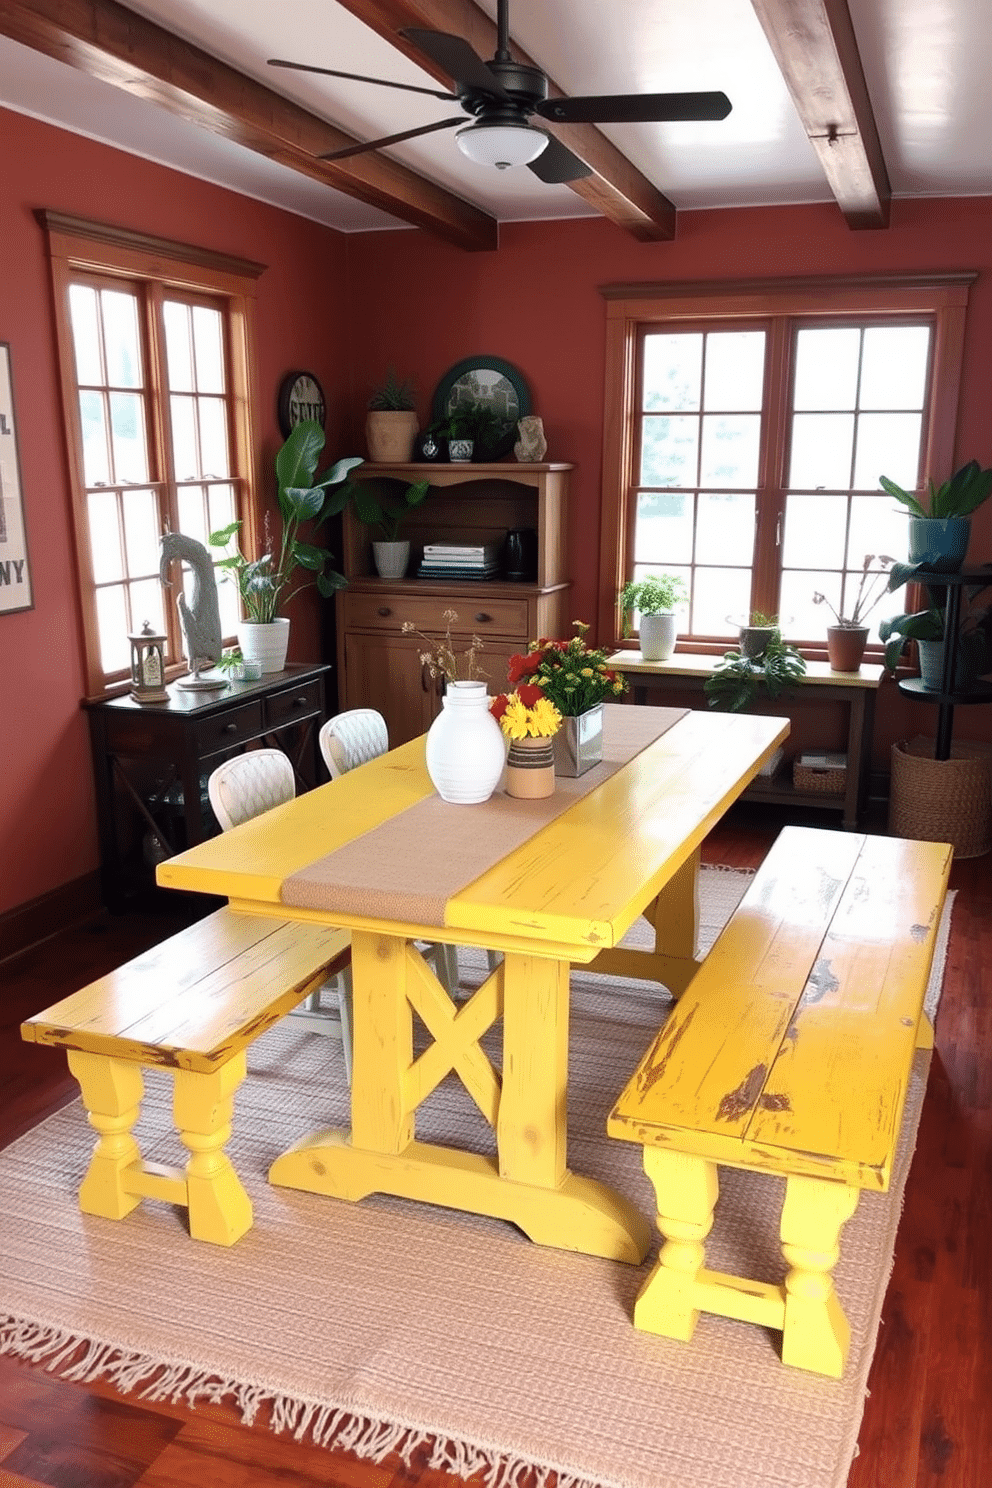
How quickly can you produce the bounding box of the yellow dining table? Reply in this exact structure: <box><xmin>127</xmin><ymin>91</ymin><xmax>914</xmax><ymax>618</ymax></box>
<box><xmin>157</xmin><ymin>705</ymin><xmax>788</xmax><ymax>1264</ymax></box>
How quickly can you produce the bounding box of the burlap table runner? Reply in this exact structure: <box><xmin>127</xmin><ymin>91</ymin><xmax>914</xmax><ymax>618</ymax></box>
<box><xmin>283</xmin><ymin>704</ymin><xmax>688</xmax><ymax>928</ymax></box>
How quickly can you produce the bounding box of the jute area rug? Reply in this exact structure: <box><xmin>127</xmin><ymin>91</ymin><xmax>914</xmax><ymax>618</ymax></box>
<box><xmin>0</xmin><ymin>868</ymin><xmax>955</xmax><ymax>1488</ymax></box>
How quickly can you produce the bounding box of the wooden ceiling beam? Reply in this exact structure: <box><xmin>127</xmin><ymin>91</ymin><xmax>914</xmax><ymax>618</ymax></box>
<box><xmin>337</xmin><ymin>0</ymin><xmax>678</xmax><ymax>240</ymax></box>
<box><xmin>0</xmin><ymin>0</ymin><xmax>499</xmax><ymax>250</ymax></box>
<box><xmin>748</xmin><ymin>0</ymin><xmax>890</xmax><ymax>228</ymax></box>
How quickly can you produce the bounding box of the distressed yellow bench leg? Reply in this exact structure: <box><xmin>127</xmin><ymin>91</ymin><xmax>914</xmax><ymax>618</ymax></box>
<box><xmin>173</xmin><ymin>1053</ymin><xmax>252</xmax><ymax>1246</ymax></box>
<box><xmin>67</xmin><ymin>1050</ymin><xmax>145</xmax><ymax>1221</ymax></box>
<box><xmin>780</xmin><ymin>1175</ymin><xmax>860</xmax><ymax>1377</ymax></box>
<box><xmin>635</xmin><ymin>1147</ymin><xmax>719</xmax><ymax>1340</ymax></box>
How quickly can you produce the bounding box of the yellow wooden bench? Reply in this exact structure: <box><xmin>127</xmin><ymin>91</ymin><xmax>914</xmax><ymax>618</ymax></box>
<box><xmin>21</xmin><ymin>907</ymin><xmax>350</xmax><ymax>1247</ymax></box>
<box><xmin>608</xmin><ymin>824</ymin><xmax>952</xmax><ymax>1377</ymax></box>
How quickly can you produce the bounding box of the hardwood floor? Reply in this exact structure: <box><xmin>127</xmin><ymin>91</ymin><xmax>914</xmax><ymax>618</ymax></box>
<box><xmin>0</xmin><ymin>805</ymin><xmax>987</xmax><ymax>1488</ymax></box>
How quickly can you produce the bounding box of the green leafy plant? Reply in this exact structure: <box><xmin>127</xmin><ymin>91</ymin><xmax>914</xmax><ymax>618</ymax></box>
<box><xmin>879</xmin><ymin>560</ymin><xmax>992</xmax><ymax>680</ymax></box>
<box><xmin>880</xmin><ymin>460</ymin><xmax>992</xmax><ymax>519</ymax></box>
<box><xmin>619</xmin><ymin>573</ymin><xmax>688</xmax><ymax>634</ymax></box>
<box><xmin>210</xmin><ymin>420</ymin><xmax>362</xmax><ymax>623</ymax></box>
<box><xmin>368</xmin><ymin>369</ymin><xmax>416</xmax><ymax>411</ymax></box>
<box><xmin>704</xmin><ymin>625</ymin><xmax>807</xmax><ymax>712</ymax></box>
<box><xmin>328</xmin><ymin>477</ymin><xmax>430</xmax><ymax>541</ymax></box>
<box><xmin>446</xmin><ymin>401</ymin><xmax>514</xmax><ymax>460</ymax></box>
<box><xmin>505</xmin><ymin>621</ymin><xmax>628</xmax><ymax>716</ymax></box>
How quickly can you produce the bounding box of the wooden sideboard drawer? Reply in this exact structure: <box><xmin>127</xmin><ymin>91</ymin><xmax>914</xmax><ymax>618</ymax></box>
<box><xmin>192</xmin><ymin>700</ymin><xmax>264</xmax><ymax>757</ymax></box>
<box><xmin>264</xmin><ymin>679</ymin><xmax>323</xmax><ymax>728</ymax></box>
<box><xmin>343</xmin><ymin>591</ymin><xmax>531</xmax><ymax>636</ymax></box>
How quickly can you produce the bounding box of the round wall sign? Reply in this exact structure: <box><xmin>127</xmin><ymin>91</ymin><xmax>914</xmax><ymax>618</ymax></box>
<box><xmin>278</xmin><ymin>370</ymin><xmax>326</xmax><ymax>436</ymax></box>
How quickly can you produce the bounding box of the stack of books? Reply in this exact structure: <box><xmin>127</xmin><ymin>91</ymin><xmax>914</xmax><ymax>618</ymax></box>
<box><xmin>418</xmin><ymin>542</ymin><xmax>501</xmax><ymax>581</ymax></box>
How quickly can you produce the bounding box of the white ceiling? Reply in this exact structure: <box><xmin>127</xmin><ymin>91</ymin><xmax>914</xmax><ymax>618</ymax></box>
<box><xmin>2</xmin><ymin>0</ymin><xmax>990</xmax><ymax>237</ymax></box>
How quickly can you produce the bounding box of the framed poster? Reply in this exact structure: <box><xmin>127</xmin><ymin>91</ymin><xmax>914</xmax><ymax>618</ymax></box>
<box><xmin>0</xmin><ymin>343</ymin><xmax>33</xmax><ymax>615</ymax></box>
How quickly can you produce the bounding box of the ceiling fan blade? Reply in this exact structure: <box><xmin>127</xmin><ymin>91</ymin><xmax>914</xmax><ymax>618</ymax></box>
<box><xmin>536</xmin><ymin>91</ymin><xmax>732</xmax><ymax>125</ymax></box>
<box><xmin>268</xmin><ymin>57</ymin><xmax>456</xmax><ymax>101</ymax></box>
<box><xmin>399</xmin><ymin>27</ymin><xmax>509</xmax><ymax>99</ymax></box>
<box><xmin>318</xmin><ymin>116</ymin><xmax>465</xmax><ymax>162</ymax></box>
<box><xmin>527</xmin><ymin>135</ymin><xmax>592</xmax><ymax>185</ymax></box>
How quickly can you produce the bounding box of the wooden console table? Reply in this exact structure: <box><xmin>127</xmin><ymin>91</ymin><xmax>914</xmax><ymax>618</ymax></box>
<box><xmin>606</xmin><ymin>652</ymin><xmax>883</xmax><ymax>830</ymax></box>
<box><xmin>84</xmin><ymin>663</ymin><xmax>330</xmax><ymax>910</ymax></box>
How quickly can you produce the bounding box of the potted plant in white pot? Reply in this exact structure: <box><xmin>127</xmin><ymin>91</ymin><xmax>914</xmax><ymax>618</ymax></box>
<box><xmin>329</xmin><ymin>476</ymin><xmax>430</xmax><ymax>578</ymax></box>
<box><xmin>210</xmin><ymin>420</ymin><xmax>362</xmax><ymax>672</ymax></box>
<box><xmin>880</xmin><ymin>459</ymin><xmax>992</xmax><ymax>571</ymax></box>
<box><xmin>812</xmin><ymin>552</ymin><xmax>894</xmax><ymax>671</ymax></box>
<box><xmin>366</xmin><ymin>370</ymin><xmax>419</xmax><ymax>464</ymax></box>
<box><xmin>618</xmin><ymin>572</ymin><xmax>688</xmax><ymax>661</ymax></box>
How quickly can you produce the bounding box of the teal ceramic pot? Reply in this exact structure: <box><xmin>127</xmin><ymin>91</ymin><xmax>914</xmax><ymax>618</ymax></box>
<box><xmin>908</xmin><ymin>516</ymin><xmax>970</xmax><ymax>571</ymax></box>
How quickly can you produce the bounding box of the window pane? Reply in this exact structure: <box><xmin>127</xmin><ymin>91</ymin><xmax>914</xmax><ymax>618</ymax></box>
<box><xmin>782</xmin><ymin>494</ymin><xmax>847</xmax><ymax>569</ymax></box>
<box><xmin>198</xmin><ymin>397</ymin><xmax>229</xmax><ymax>478</ymax></box>
<box><xmin>88</xmin><ymin>490</ymin><xmax>123</xmax><ymax>582</ymax></box>
<box><xmin>128</xmin><ymin>577</ymin><xmax>167</xmax><ymax>633</ymax></box>
<box><xmin>109</xmin><ymin>392</ymin><xmax>149</xmax><ymax>483</ymax></box>
<box><xmin>793</xmin><ymin>327</ymin><xmax>860</xmax><ymax>411</ymax></box>
<box><xmin>79</xmin><ymin>391</ymin><xmax>111</xmax><ymax>487</ymax></box>
<box><xmin>96</xmin><ymin>584</ymin><xmax>129</xmax><ymax>673</ymax></box>
<box><xmin>780</xmin><ymin>570</ymin><xmax>832</xmax><ymax>640</ymax></box>
<box><xmin>192</xmin><ymin>305</ymin><xmax>224</xmax><ymax>394</ymax></box>
<box><xmin>643</xmin><ymin>333</ymin><xmax>701</xmax><ymax>412</ymax></box>
<box><xmin>640</xmin><ymin>415</ymin><xmax>698</xmax><ymax>487</ymax></box>
<box><xmin>789</xmin><ymin>413</ymin><xmax>854</xmax><ymax>489</ymax></box>
<box><xmin>703</xmin><ymin>331</ymin><xmax>765</xmax><ymax>412</ymax></box>
<box><xmin>101</xmin><ymin>290</ymin><xmax>142</xmax><ymax>389</ymax></box>
<box><xmin>208</xmin><ymin>482</ymin><xmax>238</xmax><ymax>535</ymax></box>
<box><xmin>123</xmin><ymin>489</ymin><xmax>161</xmax><ymax>576</ymax></box>
<box><xmin>68</xmin><ymin>285</ymin><xmax>102</xmax><ymax>385</ymax></box>
<box><xmin>700</xmin><ymin>414</ymin><xmax>760</xmax><ymax>488</ymax></box>
<box><xmin>164</xmin><ymin>301</ymin><xmax>194</xmax><ymax>392</ymax></box>
<box><xmin>217</xmin><ymin>575</ymin><xmax>240</xmax><ymax>636</ymax></box>
<box><xmin>696</xmin><ymin>492</ymin><xmax>755</xmax><ymax>564</ymax></box>
<box><xmin>170</xmin><ymin>395</ymin><xmax>199</xmax><ymax>478</ymax></box>
<box><xmin>693</xmin><ymin>567</ymin><xmax>749</xmax><ymax>637</ymax></box>
<box><xmin>634</xmin><ymin>490</ymin><xmax>693</xmax><ymax>564</ymax></box>
<box><xmin>860</xmin><ymin>326</ymin><xmax>930</xmax><ymax>410</ymax></box>
<box><xmin>177</xmin><ymin>485</ymin><xmax>208</xmax><ymax>544</ymax></box>
<box><xmin>852</xmin><ymin>411</ymin><xmax>922</xmax><ymax>491</ymax></box>
<box><xmin>848</xmin><ymin>495</ymin><xmax>906</xmax><ymax>567</ymax></box>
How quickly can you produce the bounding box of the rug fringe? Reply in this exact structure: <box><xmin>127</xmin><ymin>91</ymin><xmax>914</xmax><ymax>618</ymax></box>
<box><xmin>0</xmin><ymin>1314</ymin><xmax>602</xmax><ymax>1488</ymax></box>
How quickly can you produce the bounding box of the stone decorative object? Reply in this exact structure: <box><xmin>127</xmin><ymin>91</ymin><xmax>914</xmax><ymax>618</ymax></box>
<box><xmin>514</xmin><ymin>416</ymin><xmax>547</xmax><ymax>463</ymax></box>
<box><xmin>159</xmin><ymin>532</ymin><xmax>225</xmax><ymax>690</ymax></box>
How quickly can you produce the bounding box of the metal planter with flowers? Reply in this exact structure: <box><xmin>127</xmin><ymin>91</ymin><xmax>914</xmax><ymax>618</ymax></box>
<box><xmin>504</xmin><ymin>622</ymin><xmax>628</xmax><ymax>777</ymax></box>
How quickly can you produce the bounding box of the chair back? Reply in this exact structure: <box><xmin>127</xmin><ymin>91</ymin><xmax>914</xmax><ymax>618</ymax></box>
<box><xmin>319</xmin><ymin>709</ymin><xmax>388</xmax><ymax>779</ymax></box>
<box><xmin>208</xmin><ymin>749</ymin><xmax>295</xmax><ymax>831</ymax></box>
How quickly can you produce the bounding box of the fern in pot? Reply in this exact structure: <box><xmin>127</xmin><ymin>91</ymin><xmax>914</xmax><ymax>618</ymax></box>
<box><xmin>619</xmin><ymin>572</ymin><xmax>688</xmax><ymax>661</ymax></box>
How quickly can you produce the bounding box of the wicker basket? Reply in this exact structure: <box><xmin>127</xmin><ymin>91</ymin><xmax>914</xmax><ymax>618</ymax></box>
<box><xmin>793</xmin><ymin>753</ymin><xmax>847</xmax><ymax>795</ymax></box>
<box><xmin>888</xmin><ymin>738</ymin><xmax>992</xmax><ymax>859</ymax></box>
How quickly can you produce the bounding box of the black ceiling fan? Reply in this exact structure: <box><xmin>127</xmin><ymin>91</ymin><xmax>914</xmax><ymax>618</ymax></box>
<box><xmin>269</xmin><ymin>0</ymin><xmax>731</xmax><ymax>184</ymax></box>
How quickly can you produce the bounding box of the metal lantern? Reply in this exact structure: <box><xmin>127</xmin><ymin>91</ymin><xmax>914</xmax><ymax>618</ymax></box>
<box><xmin>128</xmin><ymin>620</ymin><xmax>168</xmax><ymax>703</ymax></box>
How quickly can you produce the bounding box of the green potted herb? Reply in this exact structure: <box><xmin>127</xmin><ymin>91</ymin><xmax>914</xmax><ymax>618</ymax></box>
<box><xmin>880</xmin><ymin>460</ymin><xmax>992</xmax><ymax>572</ymax></box>
<box><xmin>209</xmin><ymin>420</ymin><xmax>362</xmax><ymax>671</ymax></box>
<box><xmin>366</xmin><ymin>370</ymin><xmax>419</xmax><ymax>463</ymax></box>
<box><xmin>328</xmin><ymin>477</ymin><xmax>430</xmax><ymax>579</ymax></box>
<box><xmin>618</xmin><ymin>572</ymin><xmax>688</xmax><ymax>661</ymax></box>
<box><xmin>704</xmin><ymin>622</ymin><xmax>807</xmax><ymax>712</ymax></box>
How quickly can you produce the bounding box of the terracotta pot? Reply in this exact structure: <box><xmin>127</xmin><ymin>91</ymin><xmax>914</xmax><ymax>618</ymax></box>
<box><xmin>365</xmin><ymin>409</ymin><xmax>418</xmax><ymax>463</ymax></box>
<box><xmin>826</xmin><ymin>625</ymin><xmax>869</xmax><ymax>672</ymax></box>
<box><xmin>505</xmin><ymin>735</ymin><xmax>555</xmax><ymax>799</ymax></box>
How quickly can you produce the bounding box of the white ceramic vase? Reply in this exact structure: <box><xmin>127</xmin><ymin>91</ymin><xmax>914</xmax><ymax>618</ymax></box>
<box><xmin>372</xmin><ymin>540</ymin><xmax>410</xmax><ymax>579</ymax></box>
<box><xmin>638</xmin><ymin>612</ymin><xmax>678</xmax><ymax>662</ymax></box>
<box><xmin>425</xmin><ymin>681</ymin><xmax>506</xmax><ymax>804</ymax></box>
<box><xmin>237</xmin><ymin>618</ymin><xmax>290</xmax><ymax>674</ymax></box>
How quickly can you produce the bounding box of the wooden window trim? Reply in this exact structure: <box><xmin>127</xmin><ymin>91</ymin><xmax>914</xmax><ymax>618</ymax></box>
<box><xmin>38</xmin><ymin>212</ymin><xmax>265</xmax><ymax>697</ymax></box>
<box><xmin>598</xmin><ymin>274</ymin><xmax>974</xmax><ymax>653</ymax></box>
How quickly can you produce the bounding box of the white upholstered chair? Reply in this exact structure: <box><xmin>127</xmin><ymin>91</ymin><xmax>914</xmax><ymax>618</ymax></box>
<box><xmin>318</xmin><ymin>710</ymin><xmax>499</xmax><ymax>992</ymax></box>
<box><xmin>207</xmin><ymin>749</ymin><xmax>354</xmax><ymax>1079</ymax></box>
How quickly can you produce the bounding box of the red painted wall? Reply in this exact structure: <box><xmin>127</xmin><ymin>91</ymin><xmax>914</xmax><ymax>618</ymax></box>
<box><xmin>0</xmin><ymin>107</ymin><xmax>352</xmax><ymax>916</ymax></box>
<box><xmin>341</xmin><ymin>199</ymin><xmax>992</xmax><ymax>760</ymax></box>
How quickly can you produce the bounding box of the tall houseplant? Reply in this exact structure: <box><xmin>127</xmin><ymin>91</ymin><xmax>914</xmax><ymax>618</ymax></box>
<box><xmin>337</xmin><ymin>477</ymin><xmax>430</xmax><ymax>578</ymax></box>
<box><xmin>210</xmin><ymin>420</ymin><xmax>362</xmax><ymax>671</ymax></box>
<box><xmin>880</xmin><ymin>460</ymin><xmax>992</xmax><ymax>571</ymax></box>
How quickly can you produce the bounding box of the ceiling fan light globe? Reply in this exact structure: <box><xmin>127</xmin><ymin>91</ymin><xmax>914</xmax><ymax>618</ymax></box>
<box><xmin>455</xmin><ymin>122</ymin><xmax>549</xmax><ymax>170</ymax></box>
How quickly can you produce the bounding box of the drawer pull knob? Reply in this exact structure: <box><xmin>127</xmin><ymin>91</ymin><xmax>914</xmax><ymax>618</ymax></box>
<box><xmin>377</xmin><ymin>606</ymin><xmax>392</xmax><ymax>617</ymax></box>
<box><xmin>293</xmin><ymin>696</ymin><xmax>307</xmax><ymax>707</ymax></box>
<box><xmin>474</xmin><ymin>612</ymin><xmax>492</xmax><ymax>623</ymax></box>
<box><xmin>222</xmin><ymin>722</ymin><xmax>237</xmax><ymax>734</ymax></box>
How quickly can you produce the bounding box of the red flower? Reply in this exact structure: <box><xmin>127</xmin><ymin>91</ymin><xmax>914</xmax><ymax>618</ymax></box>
<box><xmin>516</xmin><ymin>681</ymin><xmax>546</xmax><ymax>707</ymax></box>
<box><xmin>507</xmin><ymin>651</ymin><xmax>541</xmax><ymax>684</ymax></box>
<box><xmin>489</xmin><ymin>693</ymin><xmax>510</xmax><ymax>720</ymax></box>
